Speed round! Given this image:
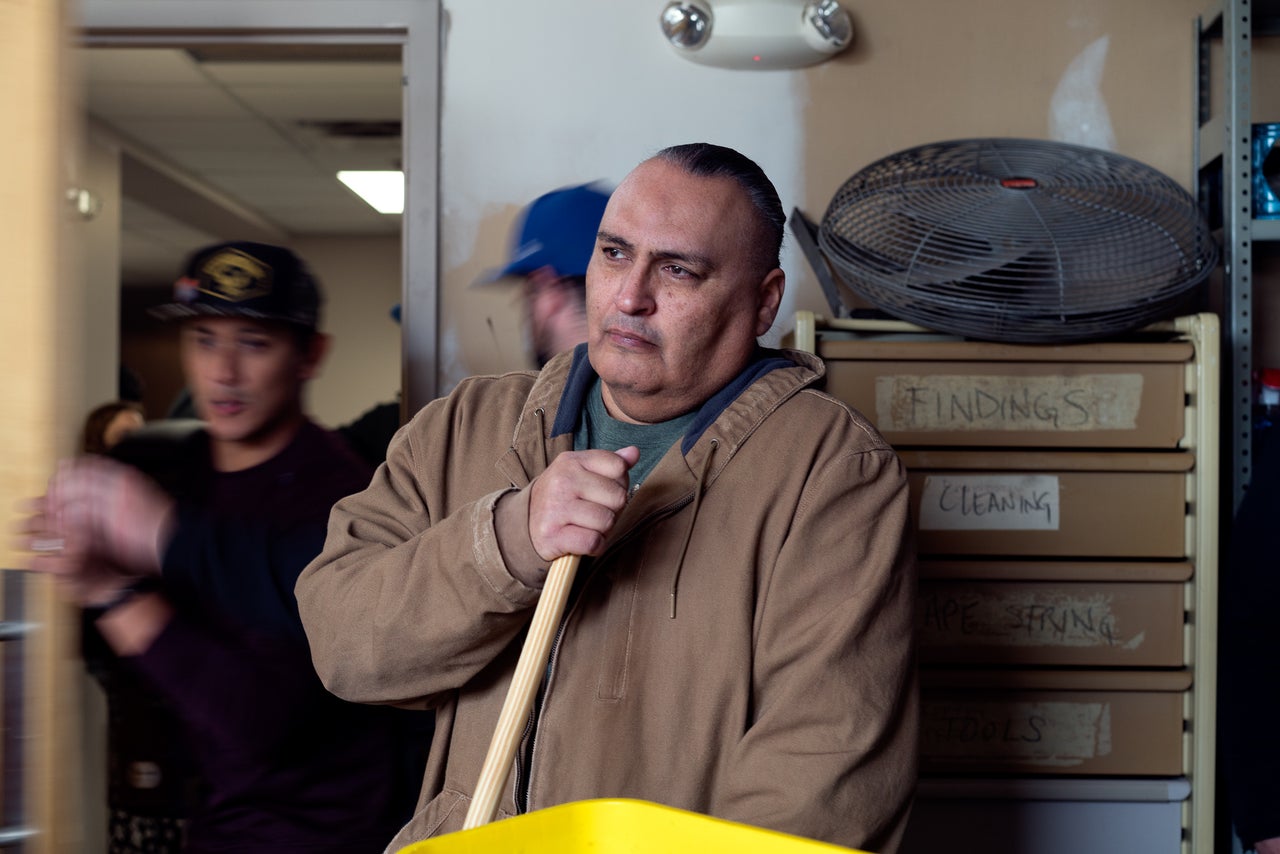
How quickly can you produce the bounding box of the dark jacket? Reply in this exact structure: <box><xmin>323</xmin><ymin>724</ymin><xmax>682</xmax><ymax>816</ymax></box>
<box><xmin>93</xmin><ymin>420</ymin><xmax>431</xmax><ymax>853</ymax></box>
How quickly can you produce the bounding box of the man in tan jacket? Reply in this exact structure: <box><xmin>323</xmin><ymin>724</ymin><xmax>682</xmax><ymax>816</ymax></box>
<box><xmin>296</xmin><ymin>143</ymin><xmax>918</xmax><ymax>853</ymax></box>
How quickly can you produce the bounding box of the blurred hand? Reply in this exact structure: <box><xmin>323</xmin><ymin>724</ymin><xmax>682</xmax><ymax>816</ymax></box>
<box><xmin>1256</xmin><ymin>837</ymin><xmax>1280</xmax><ymax>854</ymax></box>
<box><xmin>16</xmin><ymin>499</ymin><xmax>134</xmax><ymax>607</ymax></box>
<box><xmin>20</xmin><ymin>456</ymin><xmax>175</xmax><ymax>578</ymax></box>
<box><xmin>527</xmin><ymin>446</ymin><xmax>639</xmax><ymax>566</ymax></box>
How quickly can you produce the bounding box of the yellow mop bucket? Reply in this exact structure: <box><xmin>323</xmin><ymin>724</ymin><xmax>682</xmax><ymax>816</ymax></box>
<box><xmin>396</xmin><ymin>798</ymin><xmax>868</xmax><ymax>854</ymax></box>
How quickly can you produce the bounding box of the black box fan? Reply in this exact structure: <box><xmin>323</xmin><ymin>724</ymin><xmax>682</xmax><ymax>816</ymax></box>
<box><xmin>809</xmin><ymin>138</ymin><xmax>1219</xmax><ymax>343</ymax></box>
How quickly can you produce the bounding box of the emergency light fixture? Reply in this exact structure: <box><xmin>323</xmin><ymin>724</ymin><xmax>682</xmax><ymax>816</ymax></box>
<box><xmin>659</xmin><ymin>0</ymin><xmax>853</xmax><ymax>70</ymax></box>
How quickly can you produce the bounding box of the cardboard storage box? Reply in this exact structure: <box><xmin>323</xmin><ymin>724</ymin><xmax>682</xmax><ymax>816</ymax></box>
<box><xmin>918</xmin><ymin>560</ymin><xmax>1190</xmax><ymax>667</ymax></box>
<box><xmin>814</xmin><ymin>338</ymin><xmax>1191</xmax><ymax>449</ymax></box>
<box><xmin>899</xmin><ymin>449</ymin><xmax>1192</xmax><ymax>558</ymax></box>
<box><xmin>920</xmin><ymin>669</ymin><xmax>1190</xmax><ymax>776</ymax></box>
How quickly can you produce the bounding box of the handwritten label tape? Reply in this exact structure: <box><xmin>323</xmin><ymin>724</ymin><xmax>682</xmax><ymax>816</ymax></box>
<box><xmin>875</xmin><ymin>373</ymin><xmax>1144</xmax><ymax>432</ymax></box>
<box><xmin>919</xmin><ymin>587</ymin><xmax>1146</xmax><ymax>650</ymax></box>
<box><xmin>922</xmin><ymin>700</ymin><xmax>1112</xmax><ymax>766</ymax></box>
<box><xmin>920</xmin><ymin>474</ymin><xmax>1060</xmax><ymax>531</ymax></box>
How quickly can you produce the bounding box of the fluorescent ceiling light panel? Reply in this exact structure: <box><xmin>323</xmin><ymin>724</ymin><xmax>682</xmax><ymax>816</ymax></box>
<box><xmin>337</xmin><ymin>170</ymin><xmax>404</xmax><ymax>214</ymax></box>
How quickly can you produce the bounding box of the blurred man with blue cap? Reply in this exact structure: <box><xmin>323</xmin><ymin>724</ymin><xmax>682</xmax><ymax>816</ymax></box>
<box><xmin>337</xmin><ymin>183</ymin><xmax>612</xmax><ymax>467</ymax></box>
<box><xmin>482</xmin><ymin>182</ymin><xmax>611</xmax><ymax>367</ymax></box>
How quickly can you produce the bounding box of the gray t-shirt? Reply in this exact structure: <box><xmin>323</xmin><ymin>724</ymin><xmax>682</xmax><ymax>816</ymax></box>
<box><xmin>574</xmin><ymin>378</ymin><xmax>697</xmax><ymax>491</ymax></box>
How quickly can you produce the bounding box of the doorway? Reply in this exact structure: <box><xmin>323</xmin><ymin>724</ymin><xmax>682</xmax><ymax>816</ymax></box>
<box><xmin>77</xmin><ymin>0</ymin><xmax>441</xmax><ymax>411</ymax></box>
<box><xmin>0</xmin><ymin>4</ymin><xmax>440</xmax><ymax>851</ymax></box>
<box><xmin>82</xmin><ymin>42</ymin><xmax>408</xmax><ymax>427</ymax></box>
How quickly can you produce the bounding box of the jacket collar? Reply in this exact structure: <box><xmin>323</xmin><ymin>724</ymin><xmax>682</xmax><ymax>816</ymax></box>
<box><xmin>505</xmin><ymin>343</ymin><xmax>824</xmax><ymax>498</ymax></box>
<box><xmin>547</xmin><ymin>343</ymin><xmax>824</xmax><ymax>453</ymax></box>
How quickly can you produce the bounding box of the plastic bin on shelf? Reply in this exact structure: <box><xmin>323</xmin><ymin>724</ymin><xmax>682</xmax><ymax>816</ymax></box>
<box><xmin>396</xmin><ymin>798</ymin><xmax>867</xmax><ymax>854</ymax></box>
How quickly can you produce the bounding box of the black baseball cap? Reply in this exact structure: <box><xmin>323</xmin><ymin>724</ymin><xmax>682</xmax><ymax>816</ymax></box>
<box><xmin>149</xmin><ymin>241</ymin><xmax>322</xmax><ymax>330</ymax></box>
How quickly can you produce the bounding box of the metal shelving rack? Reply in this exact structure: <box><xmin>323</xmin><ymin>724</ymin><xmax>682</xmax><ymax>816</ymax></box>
<box><xmin>1195</xmin><ymin>8</ymin><xmax>1279</xmax><ymax>854</ymax></box>
<box><xmin>1195</xmin><ymin>0</ymin><xmax>1280</xmax><ymax>512</ymax></box>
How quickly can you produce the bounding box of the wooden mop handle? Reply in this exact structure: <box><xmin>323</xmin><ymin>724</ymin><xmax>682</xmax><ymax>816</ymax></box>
<box><xmin>462</xmin><ymin>554</ymin><xmax>582</xmax><ymax>830</ymax></box>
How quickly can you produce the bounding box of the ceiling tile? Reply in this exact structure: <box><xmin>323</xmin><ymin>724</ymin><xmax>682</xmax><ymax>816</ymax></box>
<box><xmin>80</xmin><ymin>48</ymin><xmax>206</xmax><ymax>84</ymax></box>
<box><xmin>235</xmin><ymin>85</ymin><xmax>402</xmax><ymax>122</ymax></box>
<box><xmin>83</xmin><ymin>47</ymin><xmax>406</xmax><ymax>281</ymax></box>
<box><xmin>201</xmin><ymin>61</ymin><xmax>402</xmax><ymax>88</ymax></box>
<box><xmin>117</xmin><ymin>119</ymin><xmax>297</xmax><ymax>153</ymax></box>
<box><xmin>86</xmin><ymin>83</ymin><xmax>246</xmax><ymax>119</ymax></box>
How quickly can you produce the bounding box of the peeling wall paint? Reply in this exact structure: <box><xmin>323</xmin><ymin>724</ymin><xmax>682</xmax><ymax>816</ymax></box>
<box><xmin>1050</xmin><ymin>35</ymin><xmax>1116</xmax><ymax>150</ymax></box>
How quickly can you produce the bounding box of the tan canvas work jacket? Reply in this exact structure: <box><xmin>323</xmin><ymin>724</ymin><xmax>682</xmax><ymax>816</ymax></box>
<box><xmin>296</xmin><ymin>346</ymin><xmax>918</xmax><ymax>853</ymax></box>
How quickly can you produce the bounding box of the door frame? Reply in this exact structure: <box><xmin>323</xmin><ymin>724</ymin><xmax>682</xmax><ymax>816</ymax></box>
<box><xmin>77</xmin><ymin>0</ymin><xmax>441</xmax><ymax>409</ymax></box>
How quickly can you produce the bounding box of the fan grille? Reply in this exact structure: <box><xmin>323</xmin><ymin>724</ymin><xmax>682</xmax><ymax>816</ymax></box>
<box><xmin>817</xmin><ymin>138</ymin><xmax>1218</xmax><ymax>342</ymax></box>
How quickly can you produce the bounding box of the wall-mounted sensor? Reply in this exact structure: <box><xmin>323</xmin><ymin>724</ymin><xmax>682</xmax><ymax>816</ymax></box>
<box><xmin>659</xmin><ymin>0</ymin><xmax>853</xmax><ymax>70</ymax></box>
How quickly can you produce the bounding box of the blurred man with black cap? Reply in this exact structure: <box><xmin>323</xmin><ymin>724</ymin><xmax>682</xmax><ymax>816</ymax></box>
<box><xmin>22</xmin><ymin>241</ymin><xmax>427</xmax><ymax>853</ymax></box>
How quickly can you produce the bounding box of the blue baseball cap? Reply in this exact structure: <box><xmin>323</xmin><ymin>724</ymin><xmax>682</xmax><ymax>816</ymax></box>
<box><xmin>479</xmin><ymin>182</ymin><xmax>611</xmax><ymax>283</ymax></box>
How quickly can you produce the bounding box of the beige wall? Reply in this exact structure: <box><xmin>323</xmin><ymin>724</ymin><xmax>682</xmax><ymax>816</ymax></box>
<box><xmin>437</xmin><ymin>0</ymin><xmax>1256</xmax><ymax>388</ymax></box>
<box><xmin>289</xmin><ymin>235</ymin><xmax>402</xmax><ymax>428</ymax></box>
<box><xmin>799</xmin><ymin>3</ymin><xmax>1202</xmax><ymax>252</ymax></box>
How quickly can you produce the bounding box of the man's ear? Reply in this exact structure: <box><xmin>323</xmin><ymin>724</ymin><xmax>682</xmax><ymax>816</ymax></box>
<box><xmin>754</xmin><ymin>268</ymin><xmax>786</xmax><ymax>337</ymax></box>
<box><xmin>299</xmin><ymin>332</ymin><xmax>330</xmax><ymax>382</ymax></box>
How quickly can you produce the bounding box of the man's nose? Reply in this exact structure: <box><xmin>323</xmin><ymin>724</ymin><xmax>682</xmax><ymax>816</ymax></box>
<box><xmin>212</xmin><ymin>346</ymin><xmax>240</xmax><ymax>383</ymax></box>
<box><xmin>614</xmin><ymin>265</ymin><xmax>655</xmax><ymax>315</ymax></box>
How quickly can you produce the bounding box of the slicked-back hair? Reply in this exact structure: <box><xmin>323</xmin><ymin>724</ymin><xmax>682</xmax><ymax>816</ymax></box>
<box><xmin>653</xmin><ymin>143</ymin><xmax>785</xmax><ymax>274</ymax></box>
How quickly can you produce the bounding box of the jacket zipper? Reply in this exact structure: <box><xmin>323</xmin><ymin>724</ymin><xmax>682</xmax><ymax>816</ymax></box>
<box><xmin>512</xmin><ymin>693</ymin><xmax>537</xmax><ymax>811</ymax></box>
<box><xmin>513</xmin><ymin>491</ymin><xmax>695</xmax><ymax>813</ymax></box>
<box><xmin>517</xmin><ymin>615</ymin><xmax>569</xmax><ymax>813</ymax></box>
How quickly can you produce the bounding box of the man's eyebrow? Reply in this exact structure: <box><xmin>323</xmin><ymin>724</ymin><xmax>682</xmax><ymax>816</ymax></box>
<box><xmin>596</xmin><ymin>230</ymin><xmax>715</xmax><ymax>272</ymax></box>
<box><xmin>654</xmin><ymin>248</ymin><xmax>716</xmax><ymax>272</ymax></box>
<box><xmin>596</xmin><ymin>230</ymin><xmax>634</xmax><ymax>252</ymax></box>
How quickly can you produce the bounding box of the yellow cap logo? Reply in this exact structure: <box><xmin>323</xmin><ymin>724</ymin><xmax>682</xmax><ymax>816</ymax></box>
<box><xmin>199</xmin><ymin>249</ymin><xmax>272</xmax><ymax>302</ymax></box>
